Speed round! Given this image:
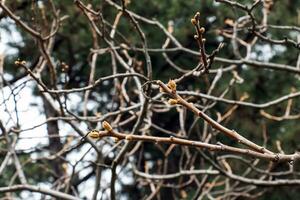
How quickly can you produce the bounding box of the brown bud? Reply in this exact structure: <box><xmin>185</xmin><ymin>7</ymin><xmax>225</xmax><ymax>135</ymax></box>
<box><xmin>120</xmin><ymin>43</ymin><xmax>129</xmax><ymax>49</ymax></box>
<box><xmin>191</xmin><ymin>18</ymin><xmax>197</xmax><ymax>25</ymax></box>
<box><xmin>224</xmin><ymin>18</ymin><xmax>234</xmax><ymax>26</ymax></box>
<box><xmin>168</xmin><ymin>99</ymin><xmax>178</xmax><ymax>105</ymax></box>
<box><xmin>21</xmin><ymin>60</ymin><xmax>26</xmax><ymax>65</ymax></box>
<box><xmin>62</xmin><ymin>163</ymin><xmax>68</xmax><ymax>174</ymax></box>
<box><xmin>61</xmin><ymin>62</ymin><xmax>69</xmax><ymax>72</ymax></box>
<box><xmin>66</xmin><ymin>136</ymin><xmax>74</xmax><ymax>143</ymax></box>
<box><xmin>125</xmin><ymin>135</ymin><xmax>133</xmax><ymax>141</ymax></box>
<box><xmin>194</xmin><ymin>35</ymin><xmax>199</xmax><ymax>40</ymax></box>
<box><xmin>102</xmin><ymin>121</ymin><xmax>113</xmax><ymax>132</ymax></box>
<box><xmin>88</xmin><ymin>130</ymin><xmax>100</xmax><ymax>139</ymax></box>
<box><xmin>202</xmin><ymin>38</ymin><xmax>206</xmax><ymax>43</ymax></box>
<box><xmin>200</xmin><ymin>27</ymin><xmax>205</xmax><ymax>34</ymax></box>
<box><xmin>95</xmin><ymin>112</ymin><xmax>101</xmax><ymax>118</ymax></box>
<box><xmin>180</xmin><ymin>190</ymin><xmax>188</xmax><ymax>199</ymax></box>
<box><xmin>159</xmin><ymin>86</ymin><xmax>165</xmax><ymax>93</ymax></box>
<box><xmin>291</xmin><ymin>87</ymin><xmax>296</xmax><ymax>93</ymax></box>
<box><xmin>240</xmin><ymin>92</ymin><xmax>249</xmax><ymax>101</ymax></box>
<box><xmin>167</xmin><ymin>80</ymin><xmax>177</xmax><ymax>91</ymax></box>
<box><xmin>14</xmin><ymin>60</ymin><xmax>20</xmax><ymax>65</ymax></box>
<box><xmin>113</xmin><ymin>137</ymin><xmax>120</xmax><ymax>143</ymax></box>
<box><xmin>168</xmin><ymin>20</ymin><xmax>174</xmax><ymax>33</ymax></box>
<box><xmin>195</xmin><ymin>12</ymin><xmax>201</xmax><ymax>19</ymax></box>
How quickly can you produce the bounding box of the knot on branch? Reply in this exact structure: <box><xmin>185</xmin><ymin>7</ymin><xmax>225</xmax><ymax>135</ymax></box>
<box><xmin>273</xmin><ymin>153</ymin><xmax>280</xmax><ymax>162</ymax></box>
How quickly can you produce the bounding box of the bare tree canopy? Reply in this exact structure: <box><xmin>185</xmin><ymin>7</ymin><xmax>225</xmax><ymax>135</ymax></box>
<box><xmin>0</xmin><ymin>0</ymin><xmax>300</xmax><ymax>199</ymax></box>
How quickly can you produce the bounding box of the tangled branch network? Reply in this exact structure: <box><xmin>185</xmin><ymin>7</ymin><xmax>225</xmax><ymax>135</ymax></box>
<box><xmin>0</xmin><ymin>0</ymin><xmax>300</xmax><ymax>199</ymax></box>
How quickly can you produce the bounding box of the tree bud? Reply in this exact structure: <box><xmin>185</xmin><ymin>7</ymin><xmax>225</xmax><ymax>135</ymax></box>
<box><xmin>200</xmin><ymin>27</ymin><xmax>205</xmax><ymax>34</ymax></box>
<box><xmin>191</xmin><ymin>18</ymin><xmax>197</xmax><ymax>25</ymax></box>
<box><xmin>168</xmin><ymin>99</ymin><xmax>178</xmax><ymax>105</ymax></box>
<box><xmin>102</xmin><ymin>121</ymin><xmax>113</xmax><ymax>132</ymax></box>
<box><xmin>88</xmin><ymin>130</ymin><xmax>100</xmax><ymax>139</ymax></box>
<box><xmin>167</xmin><ymin>80</ymin><xmax>177</xmax><ymax>91</ymax></box>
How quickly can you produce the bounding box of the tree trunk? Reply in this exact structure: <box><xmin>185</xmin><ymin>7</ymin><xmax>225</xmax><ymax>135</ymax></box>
<box><xmin>42</xmin><ymin>97</ymin><xmax>64</xmax><ymax>177</ymax></box>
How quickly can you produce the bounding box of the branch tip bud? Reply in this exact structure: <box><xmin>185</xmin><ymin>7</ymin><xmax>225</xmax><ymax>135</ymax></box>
<box><xmin>195</xmin><ymin>12</ymin><xmax>200</xmax><ymax>19</ymax></box>
<box><xmin>167</xmin><ymin>80</ymin><xmax>177</xmax><ymax>91</ymax></box>
<box><xmin>200</xmin><ymin>27</ymin><xmax>205</xmax><ymax>34</ymax></box>
<box><xmin>168</xmin><ymin>99</ymin><xmax>178</xmax><ymax>105</ymax></box>
<box><xmin>191</xmin><ymin>18</ymin><xmax>197</xmax><ymax>25</ymax></box>
<box><xmin>102</xmin><ymin>121</ymin><xmax>113</xmax><ymax>132</ymax></box>
<box><xmin>88</xmin><ymin>130</ymin><xmax>100</xmax><ymax>139</ymax></box>
<box><xmin>114</xmin><ymin>137</ymin><xmax>120</xmax><ymax>143</ymax></box>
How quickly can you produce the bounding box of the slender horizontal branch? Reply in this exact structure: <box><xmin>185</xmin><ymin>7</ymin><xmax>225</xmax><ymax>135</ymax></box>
<box><xmin>46</xmin><ymin>72</ymin><xmax>148</xmax><ymax>94</ymax></box>
<box><xmin>133</xmin><ymin>167</ymin><xmax>219</xmax><ymax>180</ymax></box>
<box><xmin>201</xmin><ymin>151</ymin><xmax>300</xmax><ymax>186</ymax></box>
<box><xmin>0</xmin><ymin>184</ymin><xmax>80</xmax><ymax>200</ymax></box>
<box><xmin>120</xmin><ymin>46</ymin><xmax>300</xmax><ymax>74</ymax></box>
<box><xmin>134</xmin><ymin>160</ymin><xmax>300</xmax><ymax>186</ymax></box>
<box><xmin>14</xmin><ymin>61</ymin><xmax>148</xmax><ymax>94</ymax></box>
<box><xmin>266</xmin><ymin>24</ymin><xmax>300</xmax><ymax>32</ymax></box>
<box><xmin>90</xmin><ymin>129</ymin><xmax>299</xmax><ymax>162</ymax></box>
<box><xmin>228</xmin><ymin>172</ymin><xmax>300</xmax><ymax>186</ymax></box>
<box><xmin>177</xmin><ymin>90</ymin><xmax>300</xmax><ymax>109</ymax></box>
